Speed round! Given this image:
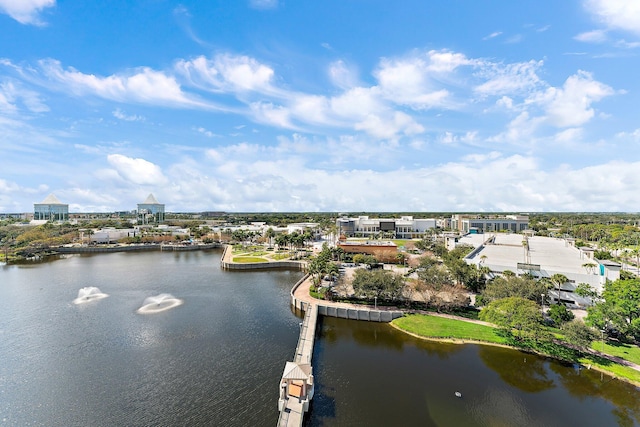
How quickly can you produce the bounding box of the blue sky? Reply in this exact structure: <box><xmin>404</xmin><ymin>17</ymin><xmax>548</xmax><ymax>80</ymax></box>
<box><xmin>1</xmin><ymin>0</ymin><xmax>640</xmax><ymax>213</ymax></box>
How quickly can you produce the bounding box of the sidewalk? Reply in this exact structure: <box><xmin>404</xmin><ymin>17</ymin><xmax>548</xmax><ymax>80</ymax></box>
<box><xmin>294</xmin><ymin>275</ymin><xmax>640</xmax><ymax>373</ymax></box>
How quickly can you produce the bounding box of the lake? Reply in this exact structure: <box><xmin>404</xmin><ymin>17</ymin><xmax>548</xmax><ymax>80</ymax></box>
<box><xmin>0</xmin><ymin>250</ymin><xmax>638</xmax><ymax>426</ymax></box>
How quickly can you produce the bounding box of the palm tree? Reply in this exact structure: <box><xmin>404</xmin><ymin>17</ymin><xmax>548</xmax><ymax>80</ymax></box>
<box><xmin>550</xmin><ymin>274</ymin><xmax>569</xmax><ymax>305</ymax></box>
<box><xmin>265</xmin><ymin>227</ymin><xmax>275</xmax><ymax>248</ymax></box>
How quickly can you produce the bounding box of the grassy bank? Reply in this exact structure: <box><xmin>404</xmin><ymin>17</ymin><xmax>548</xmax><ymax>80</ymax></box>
<box><xmin>393</xmin><ymin>314</ymin><xmax>508</xmax><ymax>344</ymax></box>
<box><xmin>232</xmin><ymin>256</ymin><xmax>268</xmax><ymax>263</ymax></box>
<box><xmin>392</xmin><ymin>314</ymin><xmax>640</xmax><ymax>385</ymax></box>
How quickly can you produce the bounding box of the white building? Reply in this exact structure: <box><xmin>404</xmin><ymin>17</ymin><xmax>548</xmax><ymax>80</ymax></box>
<box><xmin>336</xmin><ymin>216</ymin><xmax>436</xmax><ymax>239</ymax></box>
<box><xmin>90</xmin><ymin>228</ymin><xmax>138</xmax><ymax>243</ymax></box>
<box><xmin>451</xmin><ymin>214</ymin><xmax>529</xmax><ymax>234</ymax></box>
<box><xmin>460</xmin><ymin>233</ymin><xmax>620</xmax><ymax>308</ymax></box>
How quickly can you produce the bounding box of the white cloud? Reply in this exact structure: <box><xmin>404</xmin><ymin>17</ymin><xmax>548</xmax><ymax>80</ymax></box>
<box><xmin>112</xmin><ymin>109</ymin><xmax>144</xmax><ymax>122</ymax></box>
<box><xmin>0</xmin><ymin>79</ymin><xmax>48</xmax><ymax>113</ymax></box>
<box><xmin>554</xmin><ymin>127</ymin><xmax>583</xmax><ymax>143</ymax></box>
<box><xmin>106</xmin><ymin>154</ymin><xmax>168</xmax><ymax>185</ymax></box>
<box><xmin>250</xmin><ymin>102</ymin><xmax>296</xmax><ymax>129</ymax></box>
<box><xmin>196</xmin><ymin>127</ymin><xmax>219</xmax><ymax>138</ymax></box>
<box><xmin>39</xmin><ymin>59</ymin><xmax>206</xmax><ymax>108</ymax></box>
<box><xmin>475</xmin><ymin>60</ymin><xmax>544</xmax><ymax>97</ymax></box>
<box><xmin>614</xmin><ymin>39</ymin><xmax>640</xmax><ymax>48</ymax></box>
<box><xmin>426</xmin><ymin>49</ymin><xmax>474</xmax><ymax>73</ymax></box>
<box><xmin>490</xmin><ymin>111</ymin><xmax>543</xmax><ymax>143</ymax></box>
<box><xmin>540</xmin><ymin>71</ymin><xmax>615</xmax><ymax>127</ymax></box>
<box><xmin>328</xmin><ymin>60</ymin><xmax>358</xmax><ymax>89</ymax></box>
<box><xmin>354</xmin><ymin>111</ymin><xmax>424</xmax><ymax>140</ymax></box>
<box><xmin>584</xmin><ymin>0</ymin><xmax>640</xmax><ymax>36</ymax></box>
<box><xmin>176</xmin><ymin>54</ymin><xmax>275</xmax><ymax>94</ymax></box>
<box><xmin>0</xmin><ymin>0</ymin><xmax>54</xmax><ymax>25</ymax></box>
<box><xmin>616</xmin><ymin>128</ymin><xmax>640</xmax><ymax>141</ymax></box>
<box><xmin>374</xmin><ymin>56</ymin><xmax>451</xmax><ymax>109</ymax></box>
<box><xmin>574</xmin><ymin>29</ymin><xmax>609</xmax><ymax>43</ymax></box>
<box><xmin>483</xmin><ymin>31</ymin><xmax>503</xmax><ymax>40</ymax></box>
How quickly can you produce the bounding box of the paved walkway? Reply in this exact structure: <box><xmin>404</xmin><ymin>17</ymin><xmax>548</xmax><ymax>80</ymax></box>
<box><xmin>293</xmin><ymin>276</ymin><xmax>640</xmax><ymax>373</ymax></box>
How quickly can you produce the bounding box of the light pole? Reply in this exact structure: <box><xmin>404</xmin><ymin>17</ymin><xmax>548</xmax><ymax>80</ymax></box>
<box><xmin>541</xmin><ymin>294</ymin><xmax>545</xmax><ymax>316</ymax></box>
<box><xmin>374</xmin><ymin>296</ymin><xmax>377</xmax><ymax>310</ymax></box>
<box><xmin>601</xmin><ymin>328</ymin><xmax>606</xmax><ymax>353</ymax></box>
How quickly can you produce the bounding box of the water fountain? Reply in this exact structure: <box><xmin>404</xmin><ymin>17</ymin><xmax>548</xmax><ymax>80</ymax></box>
<box><xmin>73</xmin><ymin>287</ymin><xmax>109</xmax><ymax>304</ymax></box>
<box><xmin>136</xmin><ymin>293</ymin><xmax>183</xmax><ymax>314</ymax></box>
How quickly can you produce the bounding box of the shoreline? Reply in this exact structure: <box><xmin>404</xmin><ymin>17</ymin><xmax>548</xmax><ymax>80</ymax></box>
<box><xmin>389</xmin><ymin>319</ymin><xmax>640</xmax><ymax>388</ymax></box>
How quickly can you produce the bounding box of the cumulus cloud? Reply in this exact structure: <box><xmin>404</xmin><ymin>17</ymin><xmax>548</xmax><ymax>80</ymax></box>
<box><xmin>584</xmin><ymin>0</ymin><xmax>640</xmax><ymax>36</ymax></box>
<box><xmin>152</xmin><ymin>153</ymin><xmax>640</xmax><ymax>212</ymax></box>
<box><xmin>374</xmin><ymin>56</ymin><xmax>451</xmax><ymax>109</ymax></box>
<box><xmin>0</xmin><ymin>0</ymin><xmax>54</xmax><ymax>25</ymax></box>
<box><xmin>106</xmin><ymin>154</ymin><xmax>167</xmax><ymax>185</ymax></box>
<box><xmin>540</xmin><ymin>71</ymin><xmax>615</xmax><ymax>127</ymax></box>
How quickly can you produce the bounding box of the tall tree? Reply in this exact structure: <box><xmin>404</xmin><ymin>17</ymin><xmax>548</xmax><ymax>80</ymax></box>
<box><xmin>550</xmin><ymin>274</ymin><xmax>569</xmax><ymax>304</ymax></box>
<box><xmin>481</xmin><ymin>275</ymin><xmax>549</xmax><ymax>305</ymax></box>
<box><xmin>562</xmin><ymin>320</ymin><xmax>597</xmax><ymax>350</ymax></box>
<box><xmin>587</xmin><ymin>279</ymin><xmax>640</xmax><ymax>341</ymax></box>
<box><xmin>479</xmin><ymin>297</ymin><xmax>548</xmax><ymax>342</ymax></box>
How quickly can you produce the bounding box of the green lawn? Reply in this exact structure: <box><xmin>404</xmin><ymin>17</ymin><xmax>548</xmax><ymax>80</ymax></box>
<box><xmin>578</xmin><ymin>354</ymin><xmax>640</xmax><ymax>384</ymax></box>
<box><xmin>393</xmin><ymin>314</ymin><xmax>509</xmax><ymax>344</ymax></box>
<box><xmin>269</xmin><ymin>253</ymin><xmax>291</xmax><ymax>260</ymax></box>
<box><xmin>232</xmin><ymin>256</ymin><xmax>268</xmax><ymax>263</ymax></box>
<box><xmin>591</xmin><ymin>340</ymin><xmax>640</xmax><ymax>366</ymax></box>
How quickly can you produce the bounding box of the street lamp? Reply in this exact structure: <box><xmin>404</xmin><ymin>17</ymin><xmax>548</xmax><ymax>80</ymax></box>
<box><xmin>541</xmin><ymin>294</ymin><xmax>545</xmax><ymax>315</ymax></box>
<box><xmin>374</xmin><ymin>296</ymin><xmax>377</xmax><ymax>310</ymax></box>
<box><xmin>601</xmin><ymin>328</ymin><xmax>606</xmax><ymax>353</ymax></box>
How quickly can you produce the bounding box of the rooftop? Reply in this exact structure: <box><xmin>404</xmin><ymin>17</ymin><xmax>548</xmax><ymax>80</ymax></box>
<box><xmin>37</xmin><ymin>194</ymin><xmax>65</xmax><ymax>205</ymax></box>
<box><xmin>463</xmin><ymin>234</ymin><xmax>591</xmax><ymax>275</ymax></box>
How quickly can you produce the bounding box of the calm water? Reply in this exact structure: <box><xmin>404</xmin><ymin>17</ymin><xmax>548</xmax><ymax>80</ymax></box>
<box><xmin>1</xmin><ymin>252</ymin><xmax>639</xmax><ymax>427</ymax></box>
<box><xmin>308</xmin><ymin>317</ymin><xmax>640</xmax><ymax>427</ymax></box>
<box><xmin>0</xmin><ymin>250</ymin><xmax>302</xmax><ymax>426</ymax></box>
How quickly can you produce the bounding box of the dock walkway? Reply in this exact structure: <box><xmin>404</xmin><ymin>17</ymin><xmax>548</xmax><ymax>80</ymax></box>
<box><xmin>277</xmin><ymin>302</ymin><xmax>317</xmax><ymax>427</ymax></box>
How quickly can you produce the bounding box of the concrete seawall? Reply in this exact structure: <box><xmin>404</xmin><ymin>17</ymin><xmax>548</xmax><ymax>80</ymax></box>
<box><xmin>220</xmin><ymin>245</ymin><xmax>307</xmax><ymax>270</ymax></box>
<box><xmin>221</xmin><ymin>260</ymin><xmax>307</xmax><ymax>270</ymax></box>
<box><xmin>289</xmin><ymin>275</ymin><xmax>404</xmax><ymax>322</ymax></box>
<box><xmin>55</xmin><ymin>243</ymin><xmax>221</xmax><ymax>254</ymax></box>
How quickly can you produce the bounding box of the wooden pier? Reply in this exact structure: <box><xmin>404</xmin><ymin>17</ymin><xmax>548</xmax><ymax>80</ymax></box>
<box><xmin>277</xmin><ymin>302</ymin><xmax>317</xmax><ymax>427</ymax></box>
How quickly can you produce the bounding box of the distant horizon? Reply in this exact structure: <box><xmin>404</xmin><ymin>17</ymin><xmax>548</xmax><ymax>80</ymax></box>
<box><xmin>3</xmin><ymin>209</ymin><xmax>640</xmax><ymax>216</ymax></box>
<box><xmin>2</xmin><ymin>1</ymin><xmax>640</xmax><ymax>212</ymax></box>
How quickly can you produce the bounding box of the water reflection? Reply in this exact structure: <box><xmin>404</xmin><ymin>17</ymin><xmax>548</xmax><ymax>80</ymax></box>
<box><xmin>550</xmin><ymin>363</ymin><xmax>640</xmax><ymax>426</ymax></box>
<box><xmin>478</xmin><ymin>345</ymin><xmax>555</xmax><ymax>393</ymax></box>
<box><xmin>309</xmin><ymin>316</ymin><xmax>640</xmax><ymax>427</ymax></box>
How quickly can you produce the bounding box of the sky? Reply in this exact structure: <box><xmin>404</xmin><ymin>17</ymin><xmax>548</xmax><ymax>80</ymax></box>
<box><xmin>1</xmin><ymin>0</ymin><xmax>640</xmax><ymax>213</ymax></box>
